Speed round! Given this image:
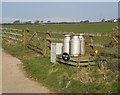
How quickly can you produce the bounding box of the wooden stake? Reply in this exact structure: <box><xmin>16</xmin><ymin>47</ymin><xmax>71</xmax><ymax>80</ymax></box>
<box><xmin>44</xmin><ymin>33</ymin><xmax>47</xmax><ymax>56</ymax></box>
<box><xmin>22</xmin><ymin>29</ymin><xmax>28</xmax><ymax>47</ymax></box>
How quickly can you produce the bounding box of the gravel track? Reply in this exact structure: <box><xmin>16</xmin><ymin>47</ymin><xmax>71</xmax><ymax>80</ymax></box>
<box><xmin>2</xmin><ymin>49</ymin><xmax>51</xmax><ymax>93</ymax></box>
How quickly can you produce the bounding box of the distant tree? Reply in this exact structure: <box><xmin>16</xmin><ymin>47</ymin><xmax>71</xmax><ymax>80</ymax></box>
<box><xmin>80</xmin><ymin>21</ymin><xmax>84</xmax><ymax>23</ymax></box>
<box><xmin>101</xmin><ymin>19</ymin><xmax>105</xmax><ymax>22</ymax></box>
<box><xmin>40</xmin><ymin>20</ymin><xmax>44</xmax><ymax>24</ymax></box>
<box><xmin>23</xmin><ymin>21</ymin><xmax>32</xmax><ymax>24</ymax></box>
<box><xmin>34</xmin><ymin>20</ymin><xmax>40</xmax><ymax>24</ymax></box>
<box><xmin>13</xmin><ymin>20</ymin><xmax>20</xmax><ymax>24</ymax></box>
<box><xmin>84</xmin><ymin>20</ymin><xmax>89</xmax><ymax>23</ymax></box>
<box><xmin>107</xmin><ymin>19</ymin><xmax>113</xmax><ymax>22</ymax></box>
<box><xmin>47</xmin><ymin>20</ymin><xmax>51</xmax><ymax>23</ymax></box>
<box><xmin>27</xmin><ymin>21</ymin><xmax>32</xmax><ymax>24</ymax></box>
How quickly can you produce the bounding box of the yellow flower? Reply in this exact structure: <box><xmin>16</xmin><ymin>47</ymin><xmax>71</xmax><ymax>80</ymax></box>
<box><xmin>95</xmin><ymin>50</ymin><xmax>98</xmax><ymax>54</ymax></box>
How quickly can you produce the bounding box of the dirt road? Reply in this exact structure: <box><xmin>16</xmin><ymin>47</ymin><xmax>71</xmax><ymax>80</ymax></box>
<box><xmin>2</xmin><ymin>49</ymin><xmax>51</xmax><ymax>93</ymax></box>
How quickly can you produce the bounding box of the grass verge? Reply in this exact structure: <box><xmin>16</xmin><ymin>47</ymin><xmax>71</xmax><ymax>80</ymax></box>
<box><xmin>2</xmin><ymin>39</ymin><xmax>119</xmax><ymax>93</ymax></box>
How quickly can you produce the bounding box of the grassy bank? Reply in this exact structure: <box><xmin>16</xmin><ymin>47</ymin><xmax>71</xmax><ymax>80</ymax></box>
<box><xmin>24</xmin><ymin>56</ymin><xmax>119</xmax><ymax>93</ymax></box>
<box><xmin>2</xmin><ymin>39</ymin><xmax>119</xmax><ymax>93</ymax></box>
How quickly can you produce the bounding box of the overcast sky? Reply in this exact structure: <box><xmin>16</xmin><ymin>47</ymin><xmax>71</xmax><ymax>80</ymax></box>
<box><xmin>1</xmin><ymin>2</ymin><xmax>118</xmax><ymax>23</ymax></box>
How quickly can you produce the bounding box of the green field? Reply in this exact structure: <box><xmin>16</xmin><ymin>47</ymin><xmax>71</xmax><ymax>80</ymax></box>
<box><xmin>2</xmin><ymin>22</ymin><xmax>117</xmax><ymax>33</ymax></box>
<box><xmin>2</xmin><ymin>22</ymin><xmax>119</xmax><ymax>93</ymax></box>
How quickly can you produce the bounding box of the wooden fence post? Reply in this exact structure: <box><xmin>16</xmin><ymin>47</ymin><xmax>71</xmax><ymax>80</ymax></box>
<box><xmin>44</xmin><ymin>33</ymin><xmax>47</xmax><ymax>56</ymax></box>
<box><xmin>45</xmin><ymin>31</ymin><xmax>51</xmax><ymax>56</ymax></box>
<box><xmin>22</xmin><ymin>29</ymin><xmax>29</xmax><ymax>47</ymax></box>
<box><xmin>89</xmin><ymin>35</ymin><xmax>94</xmax><ymax>53</ymax></box>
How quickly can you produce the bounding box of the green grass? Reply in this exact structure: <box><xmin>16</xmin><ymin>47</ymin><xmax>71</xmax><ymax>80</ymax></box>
<box><xmin>2</xmin><ymin>40</ymin><xmax>38</xmax><ymax>60</ymax></box>
<box><xmin>23</xmin><ymin>56</ymin><xmax>118</xmax><ymax>93</ymax></box>
<box><xmin>2</xmin><ymin>39</ymin><xmax>119</xmax><ymax>93</ymax></box>
<box><xmin>2</xmin><ymin>22</ymin><xmax>119</xmax><ymax>93</ymax></box>
<box><xmin>2</xmin><ymin>22</ymin><xmax>117</xmax><ymax>33</ymax></box>
<box><xmin>0</xmin><ymin>38</ymin><xmax>2</xmax><ymax>47</ymax></box>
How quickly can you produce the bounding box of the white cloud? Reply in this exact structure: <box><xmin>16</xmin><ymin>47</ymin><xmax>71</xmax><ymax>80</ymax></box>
<box><xmin>1</xmin><ymin>17</ymin><xmax>115</xmax><ymax>23</ymax></box>
<box><xmin>1</xmin><ymin>17</ymin><xmax>81</xmax><ymax>23</ymax></box>
<box><xmin>0</xmin><ymin>17</ymin><xmax>77</xmax><ymax>22</ymax></box>
<box><xmin>43</xmin><ymin>17</ymin><xmax>80</xmax><ymax>22</ymax></box>
<box><xmin>1</xmin><ymin>17</ymin><xmax>35</xmax><ymax>23</ymax></box>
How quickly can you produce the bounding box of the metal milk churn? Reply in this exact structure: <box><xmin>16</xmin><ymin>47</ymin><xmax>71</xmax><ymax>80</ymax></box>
<box><xmin>79</xmin><ymin>34</ymin><xmax>85</xmax><ymax>55</ymax></box>
<box><xmin>63</xmin><ymin>34</ymin><xmax>71</xmax><ymax>54</ymax></box>
<box><xmin>70</xmin><ymin>35</ymin><xmax>80</xmax><ymax>57</ymax></box>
